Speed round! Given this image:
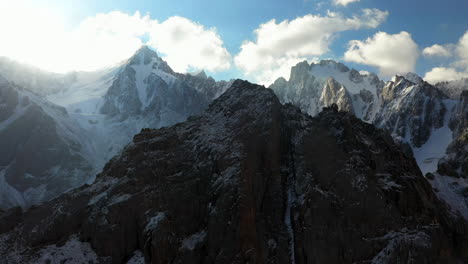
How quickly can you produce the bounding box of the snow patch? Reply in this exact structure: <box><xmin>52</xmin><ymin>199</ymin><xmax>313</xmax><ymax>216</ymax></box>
<box><xmin>88</xmin><ymin>192</ymin><xmax>108</xmax><ymax>206</ymax></box>
<box><xmin>179</xmin><ymin>230</ymin><xmax>207</xmax><ymax>251</ymax></box>
<box><xmin>413</xmin><ymin>99</ymin><xmax>455</xmax><ymax>174</ymax></box>
<box><xmin>376</xmin><ymin>173</ymin><xmax>402</xmax><ymax>191</ymax></box>
<box><xmin>370</xmin><ymin>230</ymin><xmax>430</xmax><ymax>264</ymax></box>
<box><xmin>126</xmin><ymin>250</ymin><xmax>144</xmax><ymax>264</ymax></box>
<box><xmin>34</xmin><ymin>234</ymin><xmax>98</xmax><ymax>264</ymax></box>
<box><xmin>144</xmin><ymin>212</ymin><xmax>166</xmax><ymax>233</ymax></box>
<box><xmin>108</xmin><ymin>193</ymin><xmax>132</xmax><ymax>206</ymax></box>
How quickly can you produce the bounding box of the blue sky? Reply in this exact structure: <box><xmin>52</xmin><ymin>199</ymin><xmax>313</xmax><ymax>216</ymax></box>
<box><xmin>1</xmin><ymin>0</ymin><xmax>468</xmax><ymax>84</ymax></box>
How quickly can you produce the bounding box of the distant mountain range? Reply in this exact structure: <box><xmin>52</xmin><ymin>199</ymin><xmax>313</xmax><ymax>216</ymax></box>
<box><xmin>1</xmin><ymin>46</ymin><xmax>467</xmax><ymax>217</ymax></box>
<box><xmin>0</xmin><ymin>46</ymin><xmax>467</xmax><ymax>262</ymax></box>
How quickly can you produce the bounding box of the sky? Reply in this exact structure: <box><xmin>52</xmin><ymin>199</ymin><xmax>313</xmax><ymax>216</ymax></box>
<box><xmin>0</xmin><ymin>0</ymin><xmax>467</xmax><ymax>85</ymax></box>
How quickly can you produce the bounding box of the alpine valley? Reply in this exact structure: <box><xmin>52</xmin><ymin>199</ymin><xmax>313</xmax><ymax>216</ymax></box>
<box><xmin>0</xmin><ymin>46</ymin><xmax>467</xmax><ymax>263</ymax></box>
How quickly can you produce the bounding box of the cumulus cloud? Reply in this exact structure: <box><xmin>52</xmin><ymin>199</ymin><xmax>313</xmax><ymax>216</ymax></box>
<box><xmin>424</xmin><ymin>67</ymin><xmax>468</xmax><ymax>83</ymax></box>
<box><xmin>0</xmin><ymin>4</ymin><xmax>231</xmax><ymax>73</ymax></box>
<box><xmin>422</xmin><ymin>44</ymin><xmax>452</xmax><ymax>57</ymax></box>
<box><xmin>456</xmin><ymin>31</ymin><xmax>468</xmax><ymax>66</ymax></box>
<box><xmin>333</xmin><ymin>0</ymin><xmax>360</xmax><ymax>7</ymax></box>
<box><xmin>147</xmin><ymin>16</ymin><xmax>231</xmax><ymax>72</ymax></box>
<box><xmin>234</xmin><ymin>9</ymin><xmax>388</xmax><ymax>85</ymax></box>
<box><xmin>423</xmin><ymin>31</ymin><xmax>468</xmax><ymax>83</ymax></box>
<box><xmin>344</xmin><ymin>31</ymin><xmax>419</xmax><ymax>76</ymax></box>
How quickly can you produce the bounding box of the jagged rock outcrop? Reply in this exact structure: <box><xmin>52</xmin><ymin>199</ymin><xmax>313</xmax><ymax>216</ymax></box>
<box><xmin>1</xmin><ymin>80</ymin><xmax>466</xmax><ymax>263</ymax></box>
<box><xmin>374</xmin><ymin>76</ymin><xmax>448</xmax><ymax>148</ymax></box>
<box><xmin>319</xmin><ymin>77</ymin><xmax>354</xmax><ymax>114</ymax></box>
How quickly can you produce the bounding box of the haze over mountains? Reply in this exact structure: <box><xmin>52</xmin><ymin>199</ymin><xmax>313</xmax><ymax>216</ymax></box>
<box><xmin>0</xmin><ymin>45</ymin><xmax>468</xmax><ymax>262</ymax></box>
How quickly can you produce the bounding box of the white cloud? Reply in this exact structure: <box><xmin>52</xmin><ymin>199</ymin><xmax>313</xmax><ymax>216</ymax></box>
<box><xmin>424</xmin><ymin>67</ymin><xmax>468</xmax><ymax>84</ymax></box>
<box><xmin>66</xmin><ymin>11</ymin><xmax>151</xmax><ymax>72</ymax></box>
<box><xmin>333</xmin><ymin>0</ymin><xmax>360</xmax><ymax>7</ymax></box>
<box><xmin>422</xmin><ymin>44</ymin><xmax>452</xmax><ymax>57</ymax></box>
<box><xmin>344</xmin><ymin>31</ymin><xmax>419</xmax><ymax>76</ymax></box>
<box><xmin>147</xmin><ymin>16</ymin><xmax>231</xmax><ymax>72</ymax></box>
<box><xmin>234</xmin><ymin>9</ymin><xmax>388</xmax><ymax>85</ymax></box>
<box><xmin>0</xmin><ymin>4</ymin><xmax>231</xmax><ymax>73</ymax></box>
<box><xmin>456</xmin><ymin>31</ymin><xmax>468</xmax><ymax>66</ymax></box>
<box><xmin>423</xmin><ymin>31</ymin><xmax>468</xmax><ymax>83</ymax></box>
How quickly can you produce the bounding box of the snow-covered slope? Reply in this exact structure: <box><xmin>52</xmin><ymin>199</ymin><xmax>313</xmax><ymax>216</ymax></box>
<box><xmin>0</xmin><ymin>77</ymin><xmax>94</xmax><ymax>208</ymax></box>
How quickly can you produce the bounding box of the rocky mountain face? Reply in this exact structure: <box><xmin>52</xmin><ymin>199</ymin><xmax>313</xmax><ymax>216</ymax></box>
<box><xmin>0</xmin><ymin>46</ymin><xmax>232</xmax><ymax>209</ymax></box>
<box><xmin>439</xmin><ymin>90</ymin><xmax>468</xmax><ymax>178</ymax></box>
<box><xmin>375</xmin><ymin>75</ymin><xmax>447</xmax><ymax>148</ymax></box>
<box><xmin>270</xmin><ymin>60</ymin><xmax>384</xmax><ymax>122</ymax></box>
<box><xmin>0</xmin><ymin>80</ymin><xmax>466</xmax><ymax>263</ymax></box>
<box><xmin>269</xmin><ymin>62</ymin><xmax>462</xmax><ymax>174</ymax></box>
<box><xmin>0</xmin><ymin>76</ymin><xmax>93</xmax><ymax>208</ymax></box>
<box><xmin>100</xmin><ymin>46</ymin><xmax>231</xmax><ymax>122</ymax></box>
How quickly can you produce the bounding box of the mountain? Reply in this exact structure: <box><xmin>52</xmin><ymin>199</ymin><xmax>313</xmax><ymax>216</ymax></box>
<box><xmin>0</xmin><ymin>46</ymin><xmax>232</xmax><ymax>209</ymax></box>
<box><xmin>0</xmin><ymin>80</ymin><xmax>466</xmax><ymax>263</ymax></box>
<box><xmin>269</xmin><ymin>61</ymin><xmax>454</xmax><ymax>173</ymax></box>
<box><xmin>270</xmin><ymin>60</ymin><xmax>384</xmax><ymax>122</ymax></box>
<box><xmin>374</xmin><ymin>75</ymin><xmax>454</xmax><ymax>174</ymax></box>
<box><xmin>269</xmin><ymin>60</ymin><xmax>468</xmax><ymax>219</ymax></box>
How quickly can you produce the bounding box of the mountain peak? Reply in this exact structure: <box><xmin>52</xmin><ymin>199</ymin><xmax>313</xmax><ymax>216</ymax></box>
<box><xmin>129</xmin><ymin>45</ymin><xmax>160</xmax><ymax>65</ymax></box>
<box><xmin>403</xmin><ymin>72</ymin><xmax>424</xmax><ymax>84</ymax></box>
<box><xmin>189</xmin><ymin>70</ymin><xmax>208</xmax><ymax>79</ymax></box>
<box><xmin>316</xmin><ymin>59</ymin><xmax>350</xmax><ymax>72</ymax></box>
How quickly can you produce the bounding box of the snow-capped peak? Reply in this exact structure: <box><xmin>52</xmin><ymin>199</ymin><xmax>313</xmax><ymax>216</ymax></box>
<box><xmin>307</xmin><ymin>60</ymin><xmax>382</xmax><ymax>95</ymax></box>
<box><xmin>128</xmin><ymin>45</ymin><xmax>161</xmax><ymax>66</ymax></box>
<box><xmin>189</xmin><ymin>70</ymin><xmax>208</xmax><ymax>79</ymax></box>
<box><xmin>403</xmin><ymin>72</ymin><xmax>424</xmax><ymax>84</ymax></box>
